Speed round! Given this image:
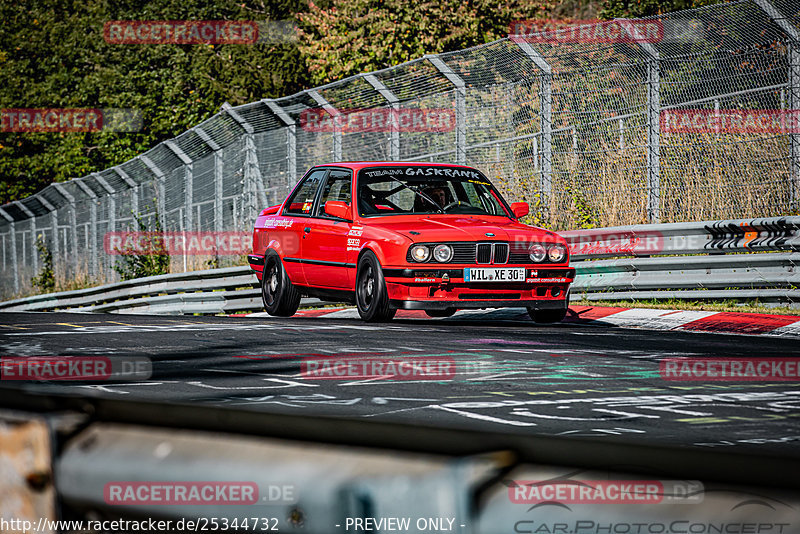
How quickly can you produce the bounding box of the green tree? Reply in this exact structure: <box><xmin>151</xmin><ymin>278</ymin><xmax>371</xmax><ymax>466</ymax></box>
<box><xmin>0</xmin><ymin>0</ymin><xmax>306</xmax><ymax>205</ymax></box>
<box><xmin>296</xmin><ymin>0</ymin><xmax>555</xmax><ymax>86</ymax></box>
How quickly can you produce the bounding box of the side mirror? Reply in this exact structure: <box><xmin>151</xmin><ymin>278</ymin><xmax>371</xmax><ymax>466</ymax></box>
<box><xmin>510</xmin><ymin>202</ymin><xmax>529</xmax><ymax>218</ymax></box>
<box><xmin>324</xmin><ymin>200</ymin><xmax>351</xmax><ymax>220</ymax></box>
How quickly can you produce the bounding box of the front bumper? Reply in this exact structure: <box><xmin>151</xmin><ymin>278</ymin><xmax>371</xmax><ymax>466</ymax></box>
<box><xmin>383</xmin><ymin>265</ymin><xmax>574</xmax><ymax>311</ymax></box>
<box><xmin>390</xmin><ymin>298</ymin><xmax>567</xmax><ymax>311</ymax></box>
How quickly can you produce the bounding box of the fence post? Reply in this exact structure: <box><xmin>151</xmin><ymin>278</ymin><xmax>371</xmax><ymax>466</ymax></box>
<box><xmin>93</xmin><ymin>173</ymin><xmax>117</xmax><ymax>275</ymax></box>
<box><xmin>426</xmin><ymin>55</ymin><xmax>466</xmax><ymax>165</ymax></box>
<box><xmin>53</xmin><ymin>183</ymin><xmax>77</xmax><ymax>280</ymax></box>
<box><xmin>222</xmin><ymin>103</ymin><xmax>266</xmax><ymax>225</ymax></box>
<box><xmin>619</xmin><ymin>19</ymin><xmax>661</xmax><ymax>223</ymax></box>
<box><xmin>14</xmin><ymin>202</ymin><xmax>37</xmax><ymax>277</ymax></box>
<box><xmin>753</xmin><ymin>0</ymin><xmax>800</xmax><ymax>210</ymax></box>
<box><xmin>307</xmin><ymin>90</ymin><xmax>342</xmax><ymax>162</ymax></box>
<box><xmin>166</xmin><ymin>141</ymin><xmax>194</xmax><ymax>237</ymax></box>
<box><xmin>114</xmin><ymin>167</ymin><xmax>138</xmax><ymax>221</ymax></box>
<box><xmin>0</xmin><ymin>210</ymin><xmax>17</xmax><ymax>293</ymax></box>
<box><xmin>37</xmin><ymin>195</ymin><xmax>57</xmax><ymax>280</ymax></box>
<box><xmin>363</xmin><ymin>74</ymin><xmax>401</xmax><ymax>160</ymax></box>
<box><xmin>512</xmin><ymin>39</ymin><xmax>553</xmax><ymax>203</ymax></box>
<box><xmin>263</xmin><ymin>99</ymin><xmax>297</xmax><ymax>194</ymax></box>
<box><xmin>74</xmin><ymin>180</ymin><xmax>98</xmax><ymax>277</ymax></box>
<box><xmin>193</xmin><ymin>126</ymin><xmax>223</xmax><ymax>234</ymax></box>
<box><xmin>140</xmin><ymin>155</ymin><xmax>167</xmax><ymax>231</ymax></box>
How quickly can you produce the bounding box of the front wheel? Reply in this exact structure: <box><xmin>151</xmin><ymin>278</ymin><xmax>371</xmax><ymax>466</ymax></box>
<box><xmin>527</xmin><ymin>307</ymin><xmax>567</xmax><ymax>324</ymax></box>
<box><xmin>355</xmin><ymin>251</ymin><xmax>396</xmax><ymax>322</ymax></box>
<box><xmin>261</xmin><ymin>254</ymin><xmax>301</xmax><ymax>317</ymax></box>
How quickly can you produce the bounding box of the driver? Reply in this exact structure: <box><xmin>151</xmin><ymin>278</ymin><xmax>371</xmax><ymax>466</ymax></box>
<box><xmin>422</xmin><ymin>186</ymin><xmax>448</xmax><ymax>208</ymax></box>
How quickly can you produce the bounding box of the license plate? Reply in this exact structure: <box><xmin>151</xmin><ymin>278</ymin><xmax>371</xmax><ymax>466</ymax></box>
<box><xmin>464</xmin><ymin>267</ymin><xmax>525</xmax><ymax>282</ymax></box>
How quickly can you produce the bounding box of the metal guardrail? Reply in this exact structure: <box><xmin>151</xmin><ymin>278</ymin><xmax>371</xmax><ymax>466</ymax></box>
<box><xmin>561</xmin><ymin>216</ymin><xmax>800</xmax><ymax>260</ymax></box>
<box><xmin>0</xmin><ymin>217</ymin><xmax>798</xmax><ymax>313</ymax></box>
<box><xmin>562</xmin><ymin>216</ymin><xmax>800</xmax><ymax>306</ymax></box>
<box><xmin>0</xmin><ymin>266</ymin><xmax>261</xmax><ymax>314</ymax></box>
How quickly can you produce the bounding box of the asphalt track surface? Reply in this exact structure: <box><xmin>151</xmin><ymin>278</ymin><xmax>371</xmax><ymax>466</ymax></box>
<box><xmin>2</xmin><ymin>310</ymin><xmax>800</xmax><ymax>460</ymax></box>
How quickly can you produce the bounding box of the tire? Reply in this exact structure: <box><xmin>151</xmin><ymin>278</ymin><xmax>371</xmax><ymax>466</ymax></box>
<box><xmin>261</xmin><ymin>253</ymin><xmax>301</xmax><ymax>317</ymax></box>
<box><xmin>355</xmin><ymin>251</ymin><xmax>396</xmax><ymax>322</ymax></box>
<box><xmin>425</xmin><ymin>308</ymin><xmax>456</xmax><ymax>318</ymax></box>
<box><xmin>527</xmin><ymin>307</ymin><xmax>567</xmax><ymax>324</ymax></box>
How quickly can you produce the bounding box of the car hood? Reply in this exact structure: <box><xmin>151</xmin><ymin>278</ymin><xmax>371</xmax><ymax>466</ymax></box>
<box><xmin>367</xmin><ymin>215</ymin><xmax>562</xmax><ymax>243</ymax></box>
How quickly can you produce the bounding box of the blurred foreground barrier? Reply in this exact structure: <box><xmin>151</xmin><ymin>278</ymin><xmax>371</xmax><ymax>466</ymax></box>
<box><xmin>1</xmin><ymin>390</ymin><xmax>798</xmax><ymax>534</ymax></box>
<box><xmin>0</xmin><ymin>217</ymin><xmax>798</xmax><ymax>313</ymax></box>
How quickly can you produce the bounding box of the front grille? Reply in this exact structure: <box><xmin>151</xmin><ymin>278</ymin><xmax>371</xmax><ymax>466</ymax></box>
<box><xmin>476</xmin><ymin>243</ymin><xmax>492</xmax><ymax>264</ymax></box>
<box><xmin>509</xmin><ymin>252</ymin><xmax>531</xmax><ymax>263</ymax></box>
<box><xmin>451</xmin><ymin>243</ymin><xmax>475</xmax><ymax>263</ymax></box>
<box><xmin>494</xmin><ymin>243</ymin><xmax>509</xmax><ymax>264</ymax></box>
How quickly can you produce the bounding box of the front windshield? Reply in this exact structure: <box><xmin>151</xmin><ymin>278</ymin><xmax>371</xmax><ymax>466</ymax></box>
<box><xmin>357</xmin><ymin>165</ymin><xmax>511</xmax><ymax>217</ymax></box>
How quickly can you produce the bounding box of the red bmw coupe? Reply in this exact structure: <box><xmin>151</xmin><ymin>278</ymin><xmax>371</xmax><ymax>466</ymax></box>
<box><xmin>249</xmin><ymin>162</ymin><xmax>574</xmax><ymax>322</ymax></box>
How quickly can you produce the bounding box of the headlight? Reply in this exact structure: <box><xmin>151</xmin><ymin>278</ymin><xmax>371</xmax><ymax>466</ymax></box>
<box><xmin>548</xmin><ymin>244</ymin><xmax>567</xmax><ymax>262</ymax></box>
<box><xmin>433</xmin><ymin>244</ymin><xmax>453</xmax><ymax>262</ymax></box>
<box><xmin>528</xmin><ymin>243</ymin><xmax>546</xmax><ymax>262</ymax></box>
<box><xmin>410</xmin><ymin>245</ymin><xmax>431</xmax><ymax>262</ymax></box>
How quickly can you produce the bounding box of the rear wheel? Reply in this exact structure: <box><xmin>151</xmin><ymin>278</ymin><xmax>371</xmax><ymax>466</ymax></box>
<box><xmin>355</xmin><ymin>251</ymin><xmax>396</xmax><ymax>322</ymax></box>
<box><xmin>261</xmin><ymin>254</ymin><xmax>301</xmax><ymax>317</ymax></box>
<box><xmin>527</xmin><ymin>307</ymin><xmax>567</xmax><ymax>324</ymax></box>
<box><xmin>425</xmin><ymin>308</ymin><xmax>456</xmax><ymax>318</ymax></box>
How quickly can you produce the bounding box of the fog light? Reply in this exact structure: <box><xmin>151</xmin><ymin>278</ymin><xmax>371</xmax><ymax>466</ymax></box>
<box><xmin>551</xmin><ymin>286</ymin><xmax>562</xmax><ymax>297</ymax></box>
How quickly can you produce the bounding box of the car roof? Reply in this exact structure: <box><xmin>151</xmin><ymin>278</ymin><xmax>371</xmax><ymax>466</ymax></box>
<box><xmin>314</xmin><ymin>161</ymin><xmax>478</xmax><ymax>171</ymax></box>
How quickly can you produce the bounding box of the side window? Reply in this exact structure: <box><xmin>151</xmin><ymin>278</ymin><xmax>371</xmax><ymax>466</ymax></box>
<box><xmin>284</xmin><ymin>170</ymin><xmax>326</xmax><ymax>215</ymax></box>
<box><xmin>315</xmin><ymin>170</ymin><xmax>352</xmax><ymax>217</ymax></box>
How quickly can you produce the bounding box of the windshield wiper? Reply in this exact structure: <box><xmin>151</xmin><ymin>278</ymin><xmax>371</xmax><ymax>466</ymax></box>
<box><xmin>384</xmin><ymin>175</ymin><xmax>445</xmax><ymax>214</ymax></box>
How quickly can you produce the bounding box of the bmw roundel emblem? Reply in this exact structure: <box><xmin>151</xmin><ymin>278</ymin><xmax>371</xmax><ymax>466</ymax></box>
<box><xmin>485</xmin><ymin>232</ymin><xmax>495</xmax><ymax>237</ymax></box>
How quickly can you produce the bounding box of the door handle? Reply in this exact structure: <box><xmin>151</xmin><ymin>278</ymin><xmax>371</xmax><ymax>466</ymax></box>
<box><xmin>304</xmin><ymin>227</ymin><xmax>311</xmax><ymax>233</ymax></box>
